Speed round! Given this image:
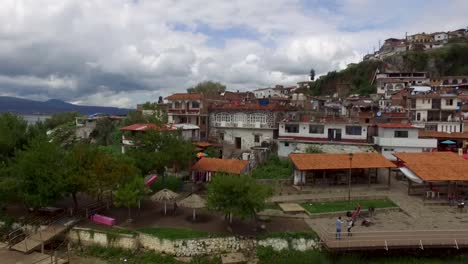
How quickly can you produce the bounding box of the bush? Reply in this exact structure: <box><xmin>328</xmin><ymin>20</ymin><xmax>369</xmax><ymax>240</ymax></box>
<box><xmin>150</xmin><ymin>175</ymin><xmax>183</xmax><ymax>192</ymax></box>
<box><xmin>251</xmin><ymin>155</ymin><xmax>292</xmax><ymax>179</ymax></box>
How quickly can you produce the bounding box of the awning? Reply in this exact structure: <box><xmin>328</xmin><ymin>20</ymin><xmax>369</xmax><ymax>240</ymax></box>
<box><xmin>399</xmin><ymin>167</ymin><xmax>423</xmax><ymax>184</ymax></box>
<box><xmin>441</xmin><ymin>140</ymin><xmax>456</xmax><ymax>144</ymax></box>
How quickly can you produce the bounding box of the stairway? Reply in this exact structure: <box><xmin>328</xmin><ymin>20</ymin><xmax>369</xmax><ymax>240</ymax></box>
<box><xmin>10</xmin><ymin>224</ymin><xmax>68</xmax><ymax>253</ymax></box>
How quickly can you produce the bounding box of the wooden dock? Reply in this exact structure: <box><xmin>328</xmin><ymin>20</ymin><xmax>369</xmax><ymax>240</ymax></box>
<box><xmin>317</xmin><ymin>228</ymin><xmax>468</xmax><ymax>251</ymax></box>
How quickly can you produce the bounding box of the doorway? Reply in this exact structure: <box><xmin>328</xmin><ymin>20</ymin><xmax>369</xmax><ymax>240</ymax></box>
<box><xmin>328</xmin><ymin>129</ymin><xmax>342</xmax><ymax>141</ymax></box>
<box><xmin>235</xmin><ymin>137</ymin><xmax>242</xmax><ymax>149</ymax></box>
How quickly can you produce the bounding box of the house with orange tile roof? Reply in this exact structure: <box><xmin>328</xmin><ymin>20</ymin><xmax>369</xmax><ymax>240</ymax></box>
<box><xmin>373</xmin><ymin>123</ymin><xmax>437</xmax><ymax>160</ymax></box>
<box><xmin>394</xmin><ymin>152</ymin><xmax>468</xmax><ymax>197</ymax></box>
<box><xmin>289</xmin><ymin>153</ymin><xmax>395</xmax><ymax>186</ymax></box>
<box><xmin>191</xmin><ymin>158</ymin><xmax>249</xmax><ymax>182</ymax></box>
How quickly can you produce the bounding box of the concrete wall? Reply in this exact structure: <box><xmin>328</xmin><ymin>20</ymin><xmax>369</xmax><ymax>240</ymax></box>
<box><xmin>68</xmin><ymin>227</ymin><xmax>320</xmax><ymax>257</ymax></box>
<box><xmin>219</xmin><ymin>128</ymin><xmax>274</xmax><ymax>150</ymax></box>
<box><xmin>278</xmin><ymin>142</ymin><xmax>375</xmax><ymax>157</ymax></box>
<box><xmin>279</xmin><ymin>122</ymin><xmax>368</xmax><ymax>141</ymax></box>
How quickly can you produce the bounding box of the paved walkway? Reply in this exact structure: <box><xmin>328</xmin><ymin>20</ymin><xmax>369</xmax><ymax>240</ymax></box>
<box><xmin>272</xmin><ymin>178</ymin><xmax>468</xmax><ymax>232</ymax></box>
<box><xmin>0</xmin><ymin>246</ymin><xmax>67</xmax><ymax>264</ymax></box>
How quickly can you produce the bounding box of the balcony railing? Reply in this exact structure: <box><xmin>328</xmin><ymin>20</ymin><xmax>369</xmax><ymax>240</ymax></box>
<box><xmin>168</xmin><ymin>109</ymin><xmax>200</xmax><ymax>114</ymax></box>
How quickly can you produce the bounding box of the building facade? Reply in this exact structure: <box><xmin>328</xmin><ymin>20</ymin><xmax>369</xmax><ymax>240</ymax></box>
<box><xmin>209</xmin><ymin>102</ymin><xmax>289</xmax><ymax>155</ymax></box>
<box><xmin>409</xmin><ymin>94</ymin><xmax>462</xmax><ymax>132</ymax></box>
<box><xmin>166</xmin><ymin>93</ymin><xmax>209</xmax><ymax>140</ymax></box>
<box><xmin>277</xmin><ymin>121</ymin><xmax>372</xmax><ymax>157</ymax></box>
<box><xmin>373</xmin><ymin>124</ymin><xmax>437</xmax><ymax>160</ymax></box>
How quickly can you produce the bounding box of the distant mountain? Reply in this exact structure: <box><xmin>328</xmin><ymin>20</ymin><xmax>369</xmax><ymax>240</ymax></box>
<box><xmin>0</xmin><ymin>96</ymin><xmax>132</xmax><ymax>115</ymax></box>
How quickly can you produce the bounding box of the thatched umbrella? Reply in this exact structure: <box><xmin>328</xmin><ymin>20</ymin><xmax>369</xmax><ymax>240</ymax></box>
<box><xmin>150</xmin><ymin>188</ymin><xmax>179</xmax><ymax>215</ymax></box>
<box><xmin>179</xmin><ymin>194</ymin><xmax>206</xmax><ymax>220</ymax></box>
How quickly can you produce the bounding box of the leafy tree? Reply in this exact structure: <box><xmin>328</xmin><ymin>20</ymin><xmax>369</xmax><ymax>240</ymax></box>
<box><xmin>12</xmin><ymin>139</ymin><xmax>66</xmax><ymax>207</ymax></box>
<box><xmin>0</xmin><ymin>113</ymin><xmax>29</xmax><ymax>160</ymax></box>
<box><xmin>114</xmin><ymin>177</ymin><xmax>147</xmax><ymax>219</ymax></box>
<box><xmin>203</xmin><ymin>147</ymin><xmax>220</xmax><ymax>158</ymax></box>
<box><xmin>91</xmin><ymin>118</ymin><xmax>118</xmax><ymax>146</ymax></box>
<box><xmin>44</xmin><ymin>112</ymin><xmax>80</xmax><ymax>130</ymax></box>
<box><xmin>207</xmin><ymin>174</ymin><xmax>272</xmax><ymax>224</ymax></box>
<box><xmin>305</xmin><ymin>145</ymin><xmax>323</xmax><ymax>153</ymax></box>
<box><xmin>187</xmin><ymin>81</ymin><xmax>226</xmax><ymax>95</ymax></box>
<box><xmin>65</xmin><ymin>143</ymin><xmax>98</xmax><ymax>210</ymax></box>
<box><xmin>310</xmin><ymin>68</ymin><xmax>315</xmax><ymax>81</ymax></box>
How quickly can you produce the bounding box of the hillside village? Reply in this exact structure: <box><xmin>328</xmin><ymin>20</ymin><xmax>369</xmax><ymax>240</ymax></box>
<box><xmin>2</xmin><ymin>28</ymin><xmax>468</xmax><ymax>264</ymax></box>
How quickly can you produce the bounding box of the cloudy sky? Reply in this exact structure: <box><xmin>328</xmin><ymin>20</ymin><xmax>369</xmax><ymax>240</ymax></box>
<box><xmin>0</xmin><ymin>0</ymin><xmax>467</xmax><ymax>107</ymax></box>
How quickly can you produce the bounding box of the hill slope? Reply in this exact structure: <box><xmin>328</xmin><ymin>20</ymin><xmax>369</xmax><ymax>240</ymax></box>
<box><xmin>0</xmin><ymin>96</ymin><xmax>131</xmax><ymax>115</ymax></box>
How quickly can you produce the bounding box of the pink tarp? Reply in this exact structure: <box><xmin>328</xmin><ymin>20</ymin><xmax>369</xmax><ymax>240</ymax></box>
<box><xmin>91</xmin><ymin>214</ymin><xmax>115</xmax><ymax>226</ymax></box>
<box><xmin>145</xmin><ymin>175</ymin><xmax>158</xmax><ymax>186</ymax></box>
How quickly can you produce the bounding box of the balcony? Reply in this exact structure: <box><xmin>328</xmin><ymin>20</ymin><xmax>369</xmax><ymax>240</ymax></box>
<box><xmin>374</xmin><ymin>137</ymin><xmax>437</xmax><ymax>148</ymax></box>
<box><xmin>168</xmin><ymin>108</ymin><xmax>200</xmax><ymax>115</ymax></box>
<box><xmin>212</xmin><ymin>121</ymin><xmax>274</xmax><ymax>129</ymax></box>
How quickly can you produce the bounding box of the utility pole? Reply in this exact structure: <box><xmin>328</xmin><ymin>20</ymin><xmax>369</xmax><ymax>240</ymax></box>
<box><xmin>348</xmin><ymin>153</ymin><xmax>353</xmax><ymax>202</ymax></box>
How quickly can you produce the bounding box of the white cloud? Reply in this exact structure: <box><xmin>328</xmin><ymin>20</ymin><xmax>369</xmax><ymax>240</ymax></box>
<box><xmin>0</xmin><ymin>0</ymin><xmax>466</xmax><ymax>107</ymax></box>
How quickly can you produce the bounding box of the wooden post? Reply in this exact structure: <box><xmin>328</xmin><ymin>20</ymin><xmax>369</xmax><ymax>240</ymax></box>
<box><xmin>408</xmin><ymin>179</ymin><xmax>412</xmax><ymax>195</ymax></box>
<box><xmin>368</xmin><ymin>169</ymin><xmax>371</xmax><ymax>187</ymax></box>
<box><xmin>67</xmin><ymin>242</ymin><xmax>71</xmax><ymax>262</ymax></box>
<box><xmin>388</xmin><ymin>168</ymin><xmax>391</xmax><ymax>187</ymax></box>
<box><xmin>41</xmin><ymin>242</ymin><xmax>44</xmax><ymax>254</ymax></box>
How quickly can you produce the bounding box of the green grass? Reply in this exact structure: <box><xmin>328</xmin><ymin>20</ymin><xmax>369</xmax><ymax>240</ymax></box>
<box><xmin>257</xmin><ymin>247</ymin><xmax>468</xmax><ymax>264</ymax></box>
<box><xmin>150</xmin><ymin>176</ymin><xmax>183</xmax><ymax>192</ymax></box>
<box><xmin>251</xmin><ymin>155</ymin><xmax>292</xmax><ymax>179</ymax></box>
<box><xmin>301</xmin><ymin>199</ymin><xmax>396</xmax><ymax>214</ymax></box>
<box><xmin>81</xmin><ymin>245</ymin><xmax>221</xmax><ymax>264</ymax></box>
<box><xmin>137</xmin><ymin>227</ymin><xmax>217</xmax><ymax>240</ymax></box>
<box><xmin>86</xmin><ymin>226</ymin><xmax>138</xmax><ymax>237</ymax></box>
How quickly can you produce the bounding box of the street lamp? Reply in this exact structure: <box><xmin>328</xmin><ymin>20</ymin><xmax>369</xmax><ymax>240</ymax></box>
<box><xmin>348</xmin><ymin>153</ymin><xmax>353</xmax><ymax>202</ymax></box>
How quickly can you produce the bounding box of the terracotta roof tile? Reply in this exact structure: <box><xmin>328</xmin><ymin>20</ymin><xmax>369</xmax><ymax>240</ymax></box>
<box><xmin>377</xmin><ymin>123</ymin><xmax>416</xmax><ymax>129</ymax></box>
<box><xmin>165</xmin><ymin>93</ymin><xmax>203</xmax><ymax>100</ymax></box>
<box><xmin>289</xmin><ymin>153</ymin><xmax>395</xmax><ymax>171</ymax></box>
<box><xmin>394</xmin><ymin>152</ymin><xmax>468</xmax><ymax>181</ymax></box>
<box><xmin>120</xmin><ymin>123</ymin><xmax>176</xmax><ymax>132</ymax></box>
<box><xmin>419</xmin><ymin>131</ymin><xmax>468</xmax><ymax>140</ymax></box>
<box><xmin>191</xmin><ymin>158</ymin><xmax>249</xmax><ymax>174</ymax></box>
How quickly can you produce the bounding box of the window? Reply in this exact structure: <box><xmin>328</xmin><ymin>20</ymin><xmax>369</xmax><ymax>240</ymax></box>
<box><xmin>285</xmin><ymin>124</ymin><xmax>299</xmax><ymax>133</ymax></box>
<box><xmin>446</xmin><ymin>99</ymin><xmax>453</xmax><ymax>106</ymax></box>
<box><xmin>309</xmin><ymin>125</ymin><xmax>324</xmax><ymax>134</ymax></box>
<box><xmin>174</xmin><ymin>101</ymin><xmax>181</xmax><ymax>108</ymax></box>
<box><xmin>284</xmin><ymin>142</ymin><xmax>290</xmax><ymax>147</ymax></box>
<box><xmin>233</xmin><ymin>113</ymin><xmax>247</xmax><ymax>123</ymax></box>
<box><xmin>394</xmin><ymin>130</ymin><xmax>408</xmax><ymax>138</ymax></box>
<box><xmin>345</xmin><ymin>126</ymin><xmax>362</xmax><ymax>135</ymax></box>
<box><xmin>254</xmin><ymin>135</ymin><xmax>260</xmax><ymax>143</ymax></box>
<box><xmin>383</xmin><ymin>148</ymin><xmax>395</xmax><ymax>151</ymax></box>
<box><xmin>416</xmin><ymin>113</ymin><xmax>421</xmax><ymax>121</ymax></box>
<box><xmin>215</xmin><ymin>113</ymin><xmax>231</xmax><ymax>122</ymax></box>
<box><xmin>219</xmin><ymin>133</ymin><xmax>224</xmax><ymax>141</ymax></box>
<box><xmin>249</xmin><ymin>113</ymin><xmax>267</xmax><ymax>124</ymax></box>
<box><xmin>191</xmin><ymin>101</ymin><xmax>200</xmax><ymax>108</ymax></box>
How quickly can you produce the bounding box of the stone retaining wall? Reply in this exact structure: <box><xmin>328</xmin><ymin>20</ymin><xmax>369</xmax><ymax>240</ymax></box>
<box><xmin>68</xmin><ymin>227</ymin><xmax>320</xmax><ymax>257</ymax></box>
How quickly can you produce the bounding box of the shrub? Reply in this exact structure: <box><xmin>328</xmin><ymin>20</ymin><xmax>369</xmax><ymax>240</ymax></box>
<box><xmin>150</xmin><ymin>175</ymin><xmax>183</xmax><ymax>192</ymax></box>
<box><xmin>251</xmin><ymin>155</ymin><xmax>292</xmax><ymax>179</ymax></box>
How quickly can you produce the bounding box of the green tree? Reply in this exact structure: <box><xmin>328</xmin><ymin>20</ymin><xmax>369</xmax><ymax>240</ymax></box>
<box><xmin>91</xmin><ymin>118</ymin><xmax>118</xmax><ymax>146</ymax></box>
<box><xmin>207</xmin><ymin>174</ymin><xmax>272</xmax><ymax>224</ymax></box>
<box><xmin>44</xmin><ymin>112</ymin><xmax>80</xmax><ymax>129</ymax></box>
<box><xmin>305</xmin><ymin>145</ymin><xmax>323</xmax><ymax>153</ymax></box>
<box><xmin>12</xmin><ymin>139</ymin><xmax>66</xmax><ymax>207</ymax></box>
<box><xmin>114</xmin><ymin>177</ymin><xmax>147</xmax><ymax>220</ymax></box>
<box><xmin>187</xmin><ymin>81</ymin><xmax>226</xmax><ymax>95</ymax></box>
<box><xmin>65</xmin><ymin>144</ymin><xmax>98</xmax><ymax>210</ymax></box>
<box><xmin>0</xmin><ymin>113</ymin><xmax>29</xmax><ymax>160</ymax></box>
<box><xmin>310</xmin><ymin>68</ymin><xmax>315</xmax><ymax>81</ymax></box>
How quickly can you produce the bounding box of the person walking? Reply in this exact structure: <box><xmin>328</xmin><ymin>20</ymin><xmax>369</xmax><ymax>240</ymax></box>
<box><xmin>347</xmin><ymin>219</ymin><xmax>353</xmax><ymax>237</ymax></box>
<box><xmin>336</xmin><ymin>217</ymin><xmax>344</xmax><ymax>240</ymax></box>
